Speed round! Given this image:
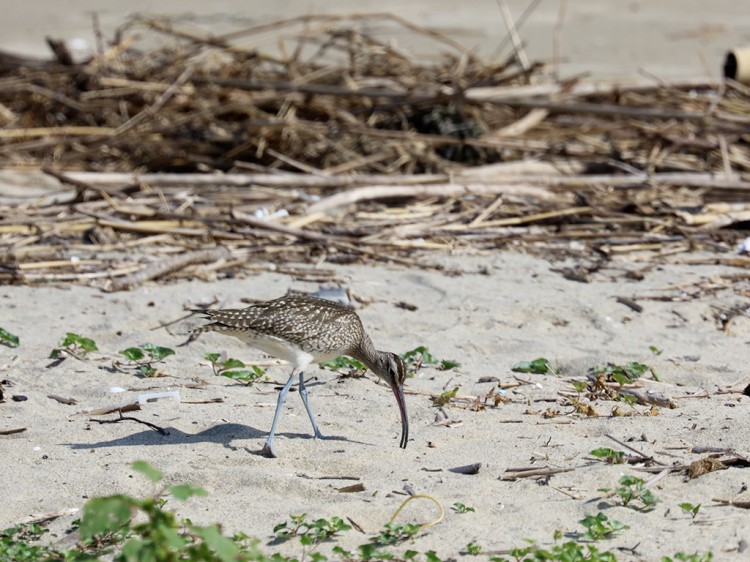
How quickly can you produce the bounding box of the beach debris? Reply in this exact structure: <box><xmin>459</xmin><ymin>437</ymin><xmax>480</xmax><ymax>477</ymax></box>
<box><xmin>449</xmin><ymin>462</ymin><xmax>482</xmax><ymax>475</ymax></box>
<box><xmin>47</xmin><ymin>394</ymin><xmax>78</xmax><ymax>405</ymax></box>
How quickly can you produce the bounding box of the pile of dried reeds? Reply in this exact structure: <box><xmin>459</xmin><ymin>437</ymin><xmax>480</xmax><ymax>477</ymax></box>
<box><xmin>1</xmin><ymin>14</ymin><xmax>750</xmax><ymax>289</ymax></box>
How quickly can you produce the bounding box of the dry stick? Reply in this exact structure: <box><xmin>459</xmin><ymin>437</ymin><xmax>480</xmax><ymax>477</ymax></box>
<box><xmin>230</xmin><ymin>210</ymin><xmax>429</xmax><ymax>268</ymax></box>
<box><xmin>606</xmin><ymin>433</ymin><xmax>666</xmax><ymax>466</ymax></box>
<box><xmin>466</xmin><ymin>76</ymin><xmax>718</xmax><ymax>102</ymax></box>
<box><xmin>265</xmin><ymin>147</ymin><xmax>324</xmax><ymax>175</ymax></box>
<box><xmin>311</xmin><ymin>172</ymin><xmax>750</xmax><ymax>213</ymax></box>
<box><xmin>0</xmin><ymin>126</ymin><xmax>113</xmax><ymax>139</ymax></box>
<box><xmin>553</xmin><ymin>0</ymin><xmax>568</xmax><ymax>79</ymax></box>
<box><xmin>492</xmin><ymin>0</ymin><xmax>543</xmax><ymax>58</ymax></box>
<box><xmin>597</xmin><ymin>467</ymin><xmax>670</xmax><ymax>500</ymax></box>
<box><xmin>62</xmin><ymin>171</ymin><xmax>448</xmax><ymax>188</ymax></box>
<box><xmin>494</xmin><ymin>106</ymin><xmax>549</xmax><ymax>137</ymax></box>
<box><xmin>617</xmin><ymin>388</ymin><xmax>677</xmax><ymax>409</ymax></box>
<box><xmin>192</xmin><ymin>75</ymin><xmax>431</xmax><ymax>102</ymax></box>
<box><xmin>42</xmin><ymin>167</ymin><xmax>131</xmax><ymax>200</ymax></box>
<box><xmin>90</xmin><ymin>412</ymin><xmax>169</xmax><ymax>435</ymax></box>
<box><xmin>114</xmin><ymin>65</ymin><xmax>194</xmax><ymax>135</ymax></box>
<box><xmin>0</xmin><ymin>427</ymin><xmax>27</xmax><ymax>436</ymax></box>
<box><xmin>497</xmin><ymin>0</ymin><xmax>531</xmax><ymax>71</ymax></box>
<box><xmin>105</xmin><ymin>246</ymin><xmax>230</xmax><ymax>292</ymax></box>
<box><xmin>231</xmin><ymin>210</ymin><xmax>330</xmax><ymax>242</ymax></box>
<box><xmin>551</xmin><ymin>486</ymin><xmax>583</xmax><ymax>500</ymax></box>
<box><xmin>499</xmin><ymin>98</ymin><xmax>720</xmax><ymax>122</ymax></box>
<box><xmin>499</xmin><ymin>466</ymin><xmax>575</xmax><ymax>481</ymax></box>
<box><xmin>19</xmin><ymin>508</ymin><xmax>79</xmax><ymax>526</ymax></box>
<box><xmin>308</xmin><ymin>183</ymin><xmax>565</xmax><ymax>214</ymax></box>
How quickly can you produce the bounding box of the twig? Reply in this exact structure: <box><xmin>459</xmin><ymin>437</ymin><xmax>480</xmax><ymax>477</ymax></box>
<box><xmin>496</xmin><ymin>0</ymin><xmax>531</xmax><ymax>71</ymax></box>
<box><xmin>308</xmin><ymin>183</ymin><xmax>564</xmax><ymax>213</ymax></box>
<box><xmin>605</xmin><ymin>433</ymin><xmax>666</xmax><ymax>466</ymax></box>
<box><xmin>0</xmin><ymin>427</ymin><xmax>27</xmax><ymax>436</ymax></box>
<box><xmin>114</xmin><ymin>65</ymin><xmax>195</xmax><ymax>135</ymax></box>
<box><xmin>500</xmin><ymin>466</ymin><xmax>575</xmax><ymax>481</ymax></box>
<box><xmin>90</xmin><ymin>412</ymin><xmax>169</xmax><ymax>435</ymax></box>
<box><xmin>105</xmin><ymin>246</ymin><xmax>231</xmax><ymax>291</ymax></box>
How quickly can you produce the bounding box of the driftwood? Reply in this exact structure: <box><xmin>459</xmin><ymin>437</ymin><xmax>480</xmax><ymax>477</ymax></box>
<box><xmin>1</xmin><ymin>13</ymin><xmax>750</xmax><ymax>288</ymax></box>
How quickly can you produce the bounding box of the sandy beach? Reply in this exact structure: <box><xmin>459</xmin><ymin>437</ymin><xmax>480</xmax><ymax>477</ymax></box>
<box><xmin>2</xmin><ymin>250</ymin><xmax>749</xmax><ymax>559</ymax></box>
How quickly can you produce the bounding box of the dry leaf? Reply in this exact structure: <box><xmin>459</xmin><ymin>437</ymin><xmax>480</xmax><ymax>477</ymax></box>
<box><xmin>688</xmin><ymin>456</ymin><xmax>727</xmax><ymax>479</ymax></box>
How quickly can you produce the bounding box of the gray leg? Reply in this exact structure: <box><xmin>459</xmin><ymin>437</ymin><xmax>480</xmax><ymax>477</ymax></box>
<box><xmin>261</xmin><ymin>372</ymin><xmax>297</xmax><ymax>458</ymax></box>
<box><xmin>298</xmin><ymin>372</ymin><xmax>324</xmax><ymax>440</ymax></box>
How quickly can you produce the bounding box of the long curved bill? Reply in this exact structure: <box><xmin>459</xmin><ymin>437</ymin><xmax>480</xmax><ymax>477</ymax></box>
<box><xmin>391</xmin><ymin>383</ymin><xmax>409</xmax><ymax>449</ymax></box>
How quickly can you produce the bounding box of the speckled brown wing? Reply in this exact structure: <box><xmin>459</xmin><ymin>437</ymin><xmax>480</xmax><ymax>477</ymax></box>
<box><xmin>196</xmin><ymin>295</ymin><xmax>364</xmax><ymax>356</ymax></box>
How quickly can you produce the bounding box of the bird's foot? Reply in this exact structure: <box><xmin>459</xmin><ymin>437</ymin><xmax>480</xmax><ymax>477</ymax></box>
<box><xmin>313</xmin><ymin>429</ymin><xmax>326</xmax><ymax>441</ymax></box>
<box><xmin>260</xmin><ymin>441</ymin><xmax>278</xmax><ymax>458</ymax></box>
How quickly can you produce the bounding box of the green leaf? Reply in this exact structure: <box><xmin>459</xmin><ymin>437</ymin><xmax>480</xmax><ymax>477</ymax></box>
<box><xmin>512</xmin><ymin>357</ymin><xmax>551</xmax><ymax>374</ymax></box>
<box><xmin>132</xmin><ymin>460</ymin><xmax>163</xmax><ymax>483</ymax></box>
<box><xmin>220</xmin><ymin>358</ymin><xmax>245</xmax><ymax>370</ymax></box>
<box><xmin>192</xmin><ymin>525</ymin><xmax>239</xmax><ymax>562</ymax></box>
<box><xmin>142</xmin><ymin>343</ymin><xmax>175</xmax><ymax>361</ymax></box>
<box><xmin>333</xmin><ymin>546</ymin><xmax>355</xmax><ymax>558</ymax></box>
<box><xmin>432</xmin><ymin>386</ymin><xmax>459</xmax><ymax>406</ymax></box>
<box><xmin>425</xmin><ymin>552</ymin><xmax>441</xmax><ymax>562</ymax></box>
<box><xmin>590</xmin><ymin>448</ymin><xmax>625</xmax><ymax>462</ymax></box>
<box><xmin>120</xmin><ymin>347</ymin><xmax>145</xmax><ymax>361</ymax></box>
<box><xmin>77</xmin><ymin>336</ymin><xmax>99</xmax><ymax>353</ymax></box>
<box><xmin>0</xmin><ymin>327</ymin><xmax>19</xmax><ymax>347</ymax></box>
<box><xmin>203</xmin><ymin>352</ymin><xmax>221</xmax><ymax>363</ymax></box>
<box><xmin>439</xmin><ymin>359</ymin><xmax>461</xmax><ymax>370</ymax></box>
<box><xmin>452</xmin><ymin>502</ymin><xmax>475</xmax><ymax>513</ymax></box>
<box><xmin>169</xmin><ymin>484</ymin><xmax>208</xmax><ymax>501</ymax></box>
<box><xmin>221</xmin><ymin>369</ymin><xmax>262</xmax><ymax>382</ymax></box>
<box><xmin>571</xmin><ymin>380</ymin><xmax>588</xmax><ymax>392</ymax></box>
<box><xmin>679</xmin><ymin>502</ymin><xmax>701</xmax><ymax>518</ymax></box>
<box><xmin>619</xmin><ymin>475</ymin><xmax>643</xmax><ymax>488</ymax></box>
<box><xmin>158</xmin><ymin>523</ymin><xmax>187</xmax><ymax>550</ymax></box>
<box><xmin>579</xmin><ymin>512</ymin><xmax>628</xmax><ymax>540</ymax></box>
<box><xmin>60</xmin><ymin>332</ymin><xmax>98</xmax><ymax>352</ymax></box>
<box><xmin>401</xmin><ymin>346</ymin><xmax>437</xmax><ymax>365</ymax></box>
<box><xmin>120</xmin><ymin>538</ymin><xmax>148</xmax><ymax>561</ymax></box>
<box><xmin>612</xmin><ymin>372</ymin><xmax>630</xmax><ymax>386</ymax></box>
<box><xmin>640</xmin><ymin>489</ymin><xmax>659</xmax><ymax>507</ymax></box>
<box><xmin>59</xmin><ymin>333</ymin><xmax>79</xmax><ymax>348</ymax></box>
<box><xmin>137</xmin><ymin>365</ymin><xmax>158</xmax><ymax>378</ymax></box>
<box><xmin>79</xmin><ymin>495</ymin><xmax>134</xmax><ymax>539</ymax></box>
<box><xmin>320</xmin><ymin>356</ymin><xmax>366</xmax><ymax>371</ymax></box>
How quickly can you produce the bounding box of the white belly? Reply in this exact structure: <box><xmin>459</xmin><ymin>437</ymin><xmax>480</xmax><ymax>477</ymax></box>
<box><xmin>230</xmin><ymin>332</ymin><xmax>338</xmax><ymax>370</ymax></box>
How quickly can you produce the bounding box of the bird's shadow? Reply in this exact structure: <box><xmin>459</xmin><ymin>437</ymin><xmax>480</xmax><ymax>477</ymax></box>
<box><xmin>67</xmin><ymin>422</ymin><xmax>368</xmax><ymax>455</ymax></box>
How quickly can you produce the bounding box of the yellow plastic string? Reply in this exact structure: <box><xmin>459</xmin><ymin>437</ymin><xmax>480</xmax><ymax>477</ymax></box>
<box><xmin>388</xmin><ymin>494</ymin><xmax>445</xmax><ymax>529</ymax></box>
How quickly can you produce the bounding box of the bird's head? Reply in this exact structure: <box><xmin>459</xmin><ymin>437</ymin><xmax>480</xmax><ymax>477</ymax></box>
<box><xmin>372</xmin><ymin>352</ymin><xmax>409</xmax><ymax>449</ymax></box>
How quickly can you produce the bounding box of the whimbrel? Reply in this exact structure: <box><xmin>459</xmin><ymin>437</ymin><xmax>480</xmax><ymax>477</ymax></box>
<box><xmin>192</xmin><ymin>294</ymin><xmax>409</xmax><ymax>458</ymax></box>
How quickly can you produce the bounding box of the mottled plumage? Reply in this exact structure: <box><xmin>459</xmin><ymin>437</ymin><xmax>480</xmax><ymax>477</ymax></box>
<box><xmin>195</xmin><ymin>296</ymin><xmax>367</xmax><ymax>363</ymax></box>
<box><xmin>192</xmin><ymin>294</ymin><xmax>408</xmax><ymax>458</ymax></box>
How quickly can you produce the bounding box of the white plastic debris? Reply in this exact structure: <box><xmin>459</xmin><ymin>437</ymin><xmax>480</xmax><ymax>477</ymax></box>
<box><xmin>738</xmin><ymin>237</ymin><xmax>750</xmax><ymax>255</ymax></box>
<box><xmin>108</xmin><ymin>386</ymin><xmax>126</xmax><ymax>393</ymax></box>
<box><xmin>312</xmin><ymin>287</ymin><xmax>350</xmax><ymax>306</ymax></box>
<box><xmin>137</xmin><ymin>391</ymin><xmax>180</xmax><ymax>405</ymax></box>
<box><xmin>253</xmin><ymin>208</ymin><xmax>289</xmax><ymax>221</ymax></box>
